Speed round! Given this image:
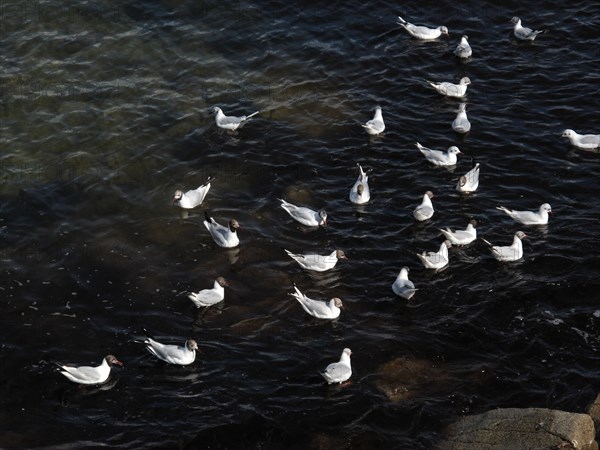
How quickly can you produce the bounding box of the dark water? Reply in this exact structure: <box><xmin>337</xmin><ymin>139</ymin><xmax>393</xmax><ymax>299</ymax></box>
<box><xmin>2</xmin><ymin>0</ymin><xmax>600</xmax><ymax>448</ymax></box>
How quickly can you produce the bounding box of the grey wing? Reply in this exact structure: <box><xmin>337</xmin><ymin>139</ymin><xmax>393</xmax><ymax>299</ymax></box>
<box><xmin>323</xmin><ymin>362</ymin><xmax>349</xmax><ymax>380</ymax></box>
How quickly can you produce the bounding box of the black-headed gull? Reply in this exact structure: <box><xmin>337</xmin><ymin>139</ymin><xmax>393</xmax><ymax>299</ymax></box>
<box><xmin>427</xmin><ymin>77</ymin><xmax>471</xmax><ymax>98</ymax></box>
<box><xmin>349</xmin><ymin>163</ymin><xmax>370</xmax><ymax>205</ymax></box>
<box><xmin>285</xmin><ymin>249</ymin><xmax>347</xmax><ymax>272</ymax></box>
<box><xmin>452</xmin><ymin>103</ymin><xmax>471</xmax><ymax>134</ymax></box>
<box><xmin>482</xmin><ymin>231</ymin><xmax>527</xmax><ymax>262</ymax></box>
<box><xmin>320</xmin><ymin>348</ymin><xmax>352</xmax><ymax>384</ymax></box>
<box><xmin>279</xmin><ymin>198</ymin><xmax>327</xmax><ymax>227</ymax></box>
<box><xmin>417</xmin><ymin>240</ymin><xmax>451</xmax><ymax>270</ymax></box>
<box><xmin>204</xmin><ymin>212</ymin><xmax>240</xmax><ymax>248</ymax></box>
<box><xmin>143</xmin><ymin>329</ymin><xmax>198</xmax><ymax>365</ymax></box>
<box><xmin>392</xmin><ymin>267</ymin><xmax>417</xmax><ymax>300</ymax></box>
<box><xmin>562</xmin><ymin>129</ymin><xmax>600</xmax><ymax>150</ymax></box>
<box><xmin>456</xmin><ymin>162</ymin><xmax>480</xmax><ymax>193</ymax></box>
<box><xmin>289</xmin><ymin>285</ymin><xmax>342</xmax><ymax>320</ymax></box>
<box><xmin>511</xmin><ymin>17</ymin><xmax>545</xmax><ymax>41</ymax></box>
<box><xmin>188</xmin><ymin>277</ymin><xmax>229</xmax><ymax>307</ymax></box>
<box><xmin>454</xmin><ymin>35</ymin><xmax>472</xmax><ymax>58</ymax></box>
<box><xmin>55</xmin><ymin>355</ymin><xmax>123</xmax><ymax>385</ymax></box>
<box><xmin>362</xmin><ymin>106</ymin><xmax>385</xmax><ymax>135</ymax></box>
<box><xmin>212</xmin><ymin>106</ymin><xmax>259</xmax><ymax>131</ymax></box>
<box><xmin>413</xmin><ymin>191</ymin><xmax>434</xmax><ymax>221</ymax></box>
<box><xmin>496</xmin><ymin>203</ymin><xmax>552</xmax><ymax>225</ymax></box>
<box><xmin>397</xmin><ymin>16</ymin><xmax>448</xmax><ymax>40</ymax></box>
<box><xmin>173</xmin><ymin>176</ymin><xmax>213</xmax><ymax>209</ymax></box>
<box><xmin>440</xmin><ymin>220</ymin><xmax>477</xmax><ymax>245</ymax></box>
<box><xmin>416</xmin><ymin>142</ymin><xmax>462</xmax><ymax>166</ymax></box>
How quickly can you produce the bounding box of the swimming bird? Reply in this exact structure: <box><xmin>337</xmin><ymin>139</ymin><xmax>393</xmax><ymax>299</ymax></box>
<box><xmin>482</xmin><ymin>231</ymin><xmax>527</xmax><ymax>262</ymax></box>
<box><xmin>397</xmin><ymin>16</ymin><xmax>448</xmax><ymax>40</ymax></box>
<box><xmin>427</xmin><ymin>77</ymin><xmax>471</xmax><ymax>98</ymax></box>
<box><xmin>362</xmin><ymin>106</ymin><xmax>385</xmax><ymax>135</ymax></box>
<box><xmin>511</xmin><ymin>17</ymin><xmax>545</xmax><ymax>41</ymax></box>
<box><xmin>212</xmin><ymin>106</ymin><xmax>259</xmax><ymax>131</ymax></box>
<box><xmin>204</xmin><ymin>212</ymin><xmax>240</xmax><ymax>248</ymax></box>
<box><xmin>285</xmin><ymin>249</ymin><xmax>347</xmax><ymax>272</ymax></box>
<box><xmin>279</xmin><ymin>198</ymin><xmax>327</xmax><ymax>227</ymax></box>
<box><xmin>417</xmin><ymin>240</ymin><xmax>451</xmax><ymax>270</ymax></box>
<box><xmin>439</xmin><ymin>220</ymin><xmax>477</xmax><ymax>246</ymax></box>
<box><xmin>142</xmin><ymin>329</ymin><xmax>198</xmax><ymax>366</ymax></box>
<box><xmin>188</xmin><ymin>277</ymin><xmax>229</xmax><ymax>307</ymax></box>
<box><xmin>413</xmin><ymin>191</ymin><xmax>434</xmax><ymax>221</ymax></box>
<box><xmin>454</xmin><ymin>35</ymin><xmax>472</xmax><ymax>58</ymax></box>
<box><xmin>320</xmin><ymin>348</ymin><xmax>352</xmax><ymax>384</ymax></box>
<box><xmin>452</xmin><ymin>103</ymin><xmax>471</xmax><ymax>134</ymax></box>
<box><xmin>456</xmin><ymin>162</ymin><xmax>480</xmax><ymax>193</ymax></box>
<box><xmin>55</xmin><ymin>355</ymin><xmax>123</xmax><ymax>385</ymax></box>
<box><xmin>562</xmin><ymin>129</ymin><xmax>600</xmax><ymax>150</ymax></box>
<box><xmin>392</xmin><ymin>266</ymin><xmax>417</xmax><ymax>300</ymax></box>
<box><xmin>289</xmin><ymin>285</ymin><xmax>343</xmax><ymax>320</ymax></box>
<box><xmin>349</xmin><ymin>163</ymin><xmax>370</xmax><ymax>204</ymax></box>
<box><xmin>416</xmin><ymin>142</ymin><xmax>462</xmax><ymax>166</ymax></box>
<box><xmin>496</xmin><ymin>203</ymin><xmax>552</xmax><ymax>225</ymax></box>
<box><xmin>173</xmin><ymin>176</ymin><xmax>213</xmax><ymax>209</ymax></box>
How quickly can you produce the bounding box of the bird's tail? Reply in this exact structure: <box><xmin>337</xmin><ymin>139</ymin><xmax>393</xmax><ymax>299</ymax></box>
<box><xmin>481</xmin><ymin>238</ymin><xmax>493</xmax><ymax>248</ymax></box>
<box><xmin>496</xmin><ymin>206</ymin><xmax>509</xmax><ymax>214</ymax></box>
<box><xmin>244</xmin><ymin>111</ymin><xmax>260</xmax><ymax>121</ymax></box>
<box><xmin>397</xmin><ymin>16</ymin><xmax>407</xmax><ymax>25</ymax></box>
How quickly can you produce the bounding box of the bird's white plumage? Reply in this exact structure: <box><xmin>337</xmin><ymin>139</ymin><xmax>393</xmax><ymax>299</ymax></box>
<box><xmin>349</xmin><ymin>163</ymin><xmax>370</xmax><ymax>204</ymax></box>
<box><xmin>397</xmin><ymin>16</ymin><xmax>448</xmax><ymax>40</ymax></box>
<box><xmin>457</xmin><ymin>163</ymin><xmax>480</xmax><ymax>193</ymax></box>
<box><xmin>279</xmin><ymin>199</ymin><xmax>327</xmax><ymax>227</ymax></box>
<box><xmin>362</xmin><ymin>106</ymin><xmax>385</xmax><ymax>135</ymax></box>
<box><xmin>188</xmin><ymin>277</ymin><xmax>228</xmax><ymax>307</ymax></box>
<box><xmin>452</xmin><ymin>103</ymin><xmax>471</xmax><ymax>134</ymax></box>
<box><xmin>392</xmin><ymin>267</ymin><xmax>417</xmax><ymax>300</ymax></box>
<box><xmin>213</xmin><ymin>106</ymin><xmax>259</xmax><ymax>131</ymax></box>
<box><xmin>173</xmin><ymin>177</ymin><xmax>212</xmax><ymax>209</ymax></box>
<box><xmin>511</xmin><ymin>17</ymin><xmax>544</xmax><ymax>41</ymax></box>
<box><xmin>417</xmin><ymin>143</ymin><xmax>462</xmax><ymax>166</ymax></box>
<box><xmin>496</xmin><ymin>203</ymin><xmax>552</xmax><ymax>225</ymax></box>
<box><xmin>427</xmin><ymin>77</ymin><xmax>471</xmax><ymax>98</ymax></box>
<box><xmin>204</xmin><ymin>213</ymin><xmax>240</xmax><ymax>248</ymax></box>
<box><xmin>143</xmin><ymin>331</ymin><xmax>198</xmax><ymax>366</ymax></box>
<box><xmin>289</xmin><ymin>285</ymin><xmax>342</xmax><ymax>320</ymax></box>
<box><xmin>439</xmin><ymin>220</ymin><xmax>477</xmax><ymax>246</ymax></box>
<box><xmin>454</xmin><ymin>35</ymin><xmax>472</xmax><ymax>58</ymax></box>
<box><xmin>285</xmin><ymin>249</ymin><xmax>347</xmax><ymax>272</ymax></box>
<box><xmin>56</xmin><ymin>355</ymin><xmax>122</xmax><ymax>385</ymax></box>
<box><xmin>321</xmin><ymin>348</ymin><xmax>352</xmax><ymax>384</ymax></box>
<box><xmin>417</xmin><ymin>241</ymin><xmax>451</xmax><ymax>270</ymax></box>
<box><xmin>482</xmin><ymin>231</ymin><xmax>527</xmax><ymax>262</ymax></box>
<box><xmin>562</xmin><ymin>129</ymin><xmax>600</xmax><ymax>150</ymax></box>
<box><xmin>413</xmin><ymin>191</ymin><xmax>434</xmax><ymax>221</ymax></box>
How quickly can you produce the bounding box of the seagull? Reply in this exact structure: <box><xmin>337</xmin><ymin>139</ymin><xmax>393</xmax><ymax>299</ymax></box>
<box><xmin>392</xmin><ymin>266</ymin><xmax>417</xmax><ymax>300</ymax></box>
<box><xmin>496</xmin><ymin>203</ymin><xmax>552</xmax><ymax>225</ymax></box>
<box><xmin>285</xmin><ymin>249</ymin><xmax>347</xmax><ymax>272</ymax></box>
<box><xmin>349</xmin><ymin>163</ymin><xmax>370</xmax><ymax>204</ymax></box>
<box><xmin>320</xmin><ymin>348</ymin><xmax>352</xmax><ymax>384</ymax></box>
<box><xmin>279</xmin><ymin>198</ymin><xmax>327</xmax><ymax>227</ymax></box>
<box><xmin>362</xmin><ymin>106</ymin><xmax>385</xmax><ymax>135</ymax></box>
<box><xmin>417</xmin><ymin>240</ymin><xmax>451</xmax><ymax>270</ymax></box>
<box><xmin>397</xmin><ymin>16</ymin><xmax>448</xmax><ymax>40</ymax></box>
<box><xmin>142</xmin><ymin>329</ymin><xmax>198</xmax><ymax>366</ymax></box>
<box><xmin>55</xmin><ymin>355</ymin><xmax>123</xmax><ymax>385</ymax></box>
<box><xmin>212</xmin><ymin>106</ymin><xmax>259</xmax><ymax>131</ymax></box>
<box><xmin>204</xmin><ymin>212</ymin><xmax>240</xmax><ymax>248</ymax></box>
<box><xmin>482</xmin><ymin>231</ymin><xmax>527</xmax><ymax>262</ymax></box>
<box><xmin>439</xmin><ymin>220</ymin><xmax>477</xmax><ymax>245</ymax></box>
<box><xmin>413</xmin><ymin>191</ymin><xmax>434</xmax><ymax>221</ymax></box>
<box><xmin>456</xmin><ymin>162</ymin><xmax>480</xmax><ymax>193</ymax></box>
<box><xmin>511</xmin><ymin>17</ymin><xmax>545</xmax><ymax>41</ymax></box>
<box><xmin>417</xmin><ymin>142</ymin><xmax>462</xmax><ymax>166</ymax></box>
<box><xmin>289</xmin><ymin>285</ymin><xmax>343</xmax><ymax>320</ymax></box>
<box><xmin>188</xmin><ymin>277</ymin><xmax>229</xmax><ymax>307</ymax></box>
<box><xmin>427</xmin><ymin>77</ymin><xmax>471</xmax><ymax>98</ymax></box>
<box><xmin>452</xmin><ymin>103</ymin><xmax>471</xmax><ymax>134</ymax></box>
<box><xmin>562</xmin><ymin>129</ymin><xmax>600</xmax><ymax>150</ymax></box>
<box><xmin>173</xmin><ymin>176</ymin><xmax>213</xmax><ymax>209</ymax></box>
<box><xmin>454</xmin><ymin>35</ymin><xmax>472</xmax><ymax>58</ymax></box>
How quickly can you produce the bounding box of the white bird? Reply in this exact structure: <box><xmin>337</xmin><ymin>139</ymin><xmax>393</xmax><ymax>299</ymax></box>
<box><xmin>413</xmin><ymin>191</ymin><xmax>434</xmax><ymax>221</ymax></box>
<box><xmin>427</xmin><ymin>77</ymin><xmax>471</xmax><ymax>98</ymax></box>
<box><xmin>55</xmin><ymin>355</ymin><xmax>123</xmax><ymax>385</ymax></box>
<box><xmin>417</xmin><ymin>142</ymin><xmax>462</xmax><ymax>166</ymax></box>
<box><xmin>452</xmin><ymin>103</ymin><xmax>471</xmax><ymax>134</ymax></box>
<box><xmin>392</xmin><ymin>266</ymin><xmax>418</xmax><ymax>300</ymax></box>
<box><xmin>204</xmin><ymin>212</ymin><xmax>240</xmax><ymax>248</ymax></box>
<box><xmin>173</xmin><ymin>176</ymin><xmax>213</xmax><ymax>209</ymax></box>
<box><xmin>397</xmin><ymin>16</ymin><xmax>448</xmax><ymax>40</ymax></box>
<box><xmin>362</xmin><ymin>106</ymin><xmax>385</xmax><ymax>135</ymax></box>
<box><xmin>439</xmin><ymin>220</ymin><xmax>477</xmax><ymax>246</ymax></box>
<box><xmin>417</xmin><ymin>240</ymin><xmax>451</xmax><ymax>270</ymax></box>
<box><xmin>454</xmin><ymin>35</ymin><xmax>472</xmax><ymax>58</ymax></box>
<box><xmin>349</xmin><ymin>163</ymin><xmax>370</xmax><ymax>204</ymax></box>
<box><xmin>289</xmin><ymin>285</ymin><xmax>343</xmax><ymax>320</ymax></box>
<box><xmin>279</xmin><ymin>198</ymin><xmax>327</xmax><ymax>227</ymax></box>
<box><xmin>188</xmin><ymin>277</ymin><xmax>229</xmax><ymax>307</ymax></box>
<box><xmin>285</xmin><ymin>249</ymin><xmax>347</xmax><ymax>272</ymax></box>
<box><xmin>142</xmin><ymin>329</ymin><xmax>198</xmax><ymax>366</ymax></box>
<box><xmin>496</xmin><ymin>203</ymin><xmax>552</xmax><ymax>225</ymax></box>
<box><xmin>482</xmin><ymin>231</ymin><xmax>527</xmax><ymax>262</ymax></box>
<box><xmin>456</xmin><ymin>162</ymin><xmax>480</xmax><ymax>193</ymax></box>
<box><xmin>562</xmin><ymin>129</ymin><xmax>600</xmax><ymax>150</ymax></box>
<box><xmin>212</xmin><ymin>106</ymin><xmax>259</xmax><ymax>131</ymax></box>
<box><xmin>511</xmin><ymin>17</ymin><xmax>545</xmax><ymax>41</ymax></box>
<box><xmin>320</xmin><ymin>348</ymin><xmax>352</xmax><ymax>384</ymax></box>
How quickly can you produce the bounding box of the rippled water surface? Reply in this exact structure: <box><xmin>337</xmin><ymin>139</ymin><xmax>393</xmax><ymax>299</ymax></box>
<box><xmin>2</xmin><ymin>0</ymin><xmax>600</xmax><ymax>448</ymax></box>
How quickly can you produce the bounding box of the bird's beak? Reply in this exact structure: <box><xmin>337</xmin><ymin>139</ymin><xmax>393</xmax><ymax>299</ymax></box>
<box><xmin>115</xmin><ymin>359</ymin><xmax>124</xmax><ymax>367</ymax></box>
